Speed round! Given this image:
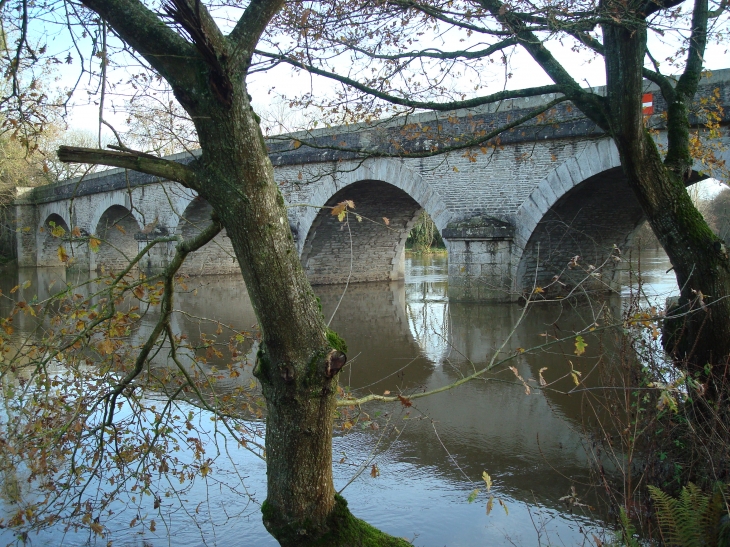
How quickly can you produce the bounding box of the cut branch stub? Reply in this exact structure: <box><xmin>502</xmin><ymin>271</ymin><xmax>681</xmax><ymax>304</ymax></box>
<box><xmin>324</xmin><ymin>350</ymin><xmax>347</xmax><ymax>378</ymax></box>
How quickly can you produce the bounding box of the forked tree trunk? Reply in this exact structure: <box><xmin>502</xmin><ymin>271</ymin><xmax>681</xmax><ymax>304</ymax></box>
<box><xmin>602</xmin><ymin>12</ymin><xmax>730</xmax><ymax>394</ymax></box>
<box><xmin>184</xmin><ymin>85</ymin><xmax>410</xmax><ymax>547</ymax></box>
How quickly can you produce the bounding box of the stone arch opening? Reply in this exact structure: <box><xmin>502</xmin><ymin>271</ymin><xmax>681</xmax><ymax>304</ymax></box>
<box><xmin>94</xmin><ymin>205</ymin><xmax>142</xmax><ymax>273</ymax></box>
<box><xmin>176</xmin><ymin>198</ymin><xmax>237</xmax><ymax>275</ymax></box>
<box><xmin>301</xmin><ymin>180</ymin><xmax>428</xmax><ymax>284</ymax></box>
<box><xmin>517</xmin><ymin>167</ymin><xmax>646</xmax><ymax>294</ymax></box>
<box><xmin>38</xmin><ymin>213</ymin><xmax>71</xmax><ymax>267</ymax></box>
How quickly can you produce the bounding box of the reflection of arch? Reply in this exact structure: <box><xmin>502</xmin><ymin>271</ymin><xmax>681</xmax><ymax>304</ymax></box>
<box><xmin>405</xmin><ymin>279</ymin><xmax>450</xmax><ymax>363</ymax></box>
<box><xmin>301</xmin><ymin>180</ymin><xmax>432</xmax><ymax>284</ymax></box>
<box><xmin>316</xmin><ymin>281</ymin><xmax>431</xmax><ymax>382</ymax></box>
<box><xmin>175</xmin><ymin>198</ymin><xmax>238</xmax><ymax>275</ymax></box>
<box><xmin>94</xmin><ymin>205</ymin><xmax>142</xmax><ymax>273</ymax></box>
<box><xmin>38</xmin><ymin>213</ymin><xmax>71</xmax><ymax>267</ymax></box>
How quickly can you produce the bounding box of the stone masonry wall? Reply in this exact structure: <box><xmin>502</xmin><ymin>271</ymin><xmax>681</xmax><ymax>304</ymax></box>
<box><xmin>301</xmin><ymin>180</ymin><xmax>423</xmax><ymax>284</ymax></box>
<box><xmin>517</xmin><ymin>167</ymin><xmax>646</xmax><ymax>296</ymax></box>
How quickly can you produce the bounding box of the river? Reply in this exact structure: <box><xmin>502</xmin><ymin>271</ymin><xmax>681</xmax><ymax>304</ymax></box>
<box><xmin>0</xmin><ymin>247</ymin><xmax>675</xmax><ymax>546</ymax></box>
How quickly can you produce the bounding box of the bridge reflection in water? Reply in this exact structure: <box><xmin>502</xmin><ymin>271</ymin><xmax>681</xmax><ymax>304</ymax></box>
<box><xmin>0</xmin><ymin>248</ymin><xmax>676</xmax><ymax>547</ymax></box>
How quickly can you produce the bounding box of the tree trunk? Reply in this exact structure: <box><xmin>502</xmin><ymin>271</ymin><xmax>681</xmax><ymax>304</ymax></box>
<box><xmin>602</xmin><ymin>11</ymin><xmax>730</xmax><ymax>394</ymax></box>
<box><xmin>182</xmin><ymin>83</ymin><xmax>409</xmax><ymax>546</ymax></box>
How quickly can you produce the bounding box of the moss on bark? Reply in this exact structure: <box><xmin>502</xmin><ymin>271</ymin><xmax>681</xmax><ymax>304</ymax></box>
<box><xmin>262</xmin><ymin>494</ymin><xmax>412</xmax><ymax>547</ymax></box>
<box><xmin>326</xmin><ymin>329</ymin><xmax>348</xmax><ymax>353</ymax></box>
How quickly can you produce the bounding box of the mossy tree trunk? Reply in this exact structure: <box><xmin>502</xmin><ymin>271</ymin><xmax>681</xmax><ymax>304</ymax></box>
<box><xmin>62</xmin><ymin>1</ymin><xmax>411</xmax><ymax>545</ymax></box>
<box><xmin>600</xmin><ymin>0</ymin><xmax>730</xmax><ymax>393</ymax></box>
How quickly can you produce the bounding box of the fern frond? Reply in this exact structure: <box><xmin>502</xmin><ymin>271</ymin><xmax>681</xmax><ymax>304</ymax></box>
<box><xmin>650</xmin><ymin>485</ymin><xmax>684</xmax><ymax>545</ymax></box>
<box><xmin>618</xmin><ymin>506</ymin><xmax>641</xmax><ymax>547</ymax></box>
<box><xmin>649</xmin><ymin>483</ymin><xmax>729</xmax><ymax>547</ymax></box>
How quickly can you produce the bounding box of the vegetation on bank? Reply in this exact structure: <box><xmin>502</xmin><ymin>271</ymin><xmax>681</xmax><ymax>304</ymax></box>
<box><xmin>568</xmin><ymin>258</ymin><xmax>730</xmax><ymax>546</ymax></box>
<box><xmin>405</xmin><ymin>211</ymin><xmax>446</xmax><ymax>254</ymax></box>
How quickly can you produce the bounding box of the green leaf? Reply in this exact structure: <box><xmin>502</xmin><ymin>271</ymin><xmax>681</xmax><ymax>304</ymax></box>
<box><xmin>482</xmin><ymin>471</ymin><xmax>492</xmax><ymax>492</ymax></box>
<box><xmin>467</xmin><ymin>489</ymin><xmax>480</xmax><ymax>503</ymax></box>
<box><xmin>574</xmin><ymin>335</ymin><xmax>587</xmax><ymax>356</ymax></box>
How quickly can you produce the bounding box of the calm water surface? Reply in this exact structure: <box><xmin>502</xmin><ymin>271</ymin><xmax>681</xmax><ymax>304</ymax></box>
<box><xmin>0</xmin><ymin>248</ymin><xmax>675</xmax><ymax>546</ymax></box>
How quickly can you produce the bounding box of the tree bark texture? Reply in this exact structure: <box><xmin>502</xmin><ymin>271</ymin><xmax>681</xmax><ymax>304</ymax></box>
<box><xmin>175</xmin><ymin>57</ymin><xmax>409</xmax><ymax>547</ymax></box>
<box><xmin>601</xmin><ymin>4</ymin><xmax>730</xmax><ymax>392</ymax></box>
<box><xmin>186</xmin><ymin>74</ymin><xmax>409</xmax><ymax>547</ymax></box>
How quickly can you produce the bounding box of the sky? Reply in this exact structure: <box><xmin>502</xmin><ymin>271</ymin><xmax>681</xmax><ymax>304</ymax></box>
<box><xmin>32</xmin><ymin>0</ymin><xmax>728</xmax><ymax>149</ymax></box>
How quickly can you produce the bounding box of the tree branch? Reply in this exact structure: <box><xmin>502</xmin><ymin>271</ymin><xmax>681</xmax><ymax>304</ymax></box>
<box><xmin>476</xmin><ymin>0</ymin><xmax>610</xmax><ymax>130</ymax></box>
<box><xmin>105</xmin><ymin>217</ymin><xmax>223</xmax><ymax>427</ymax></box>
<box><xmin>335</xmin><ymin>37</ymin><xmax>519</xmax><ymax>61</ymax></box>
<box><xmin>80</xmin><ymin>0</ymin><xmax>199</xmax><ymax>92</ymax></box>
<box><xmin>565</xmin><ymin>30</ymin><xmax>604</xmax><ymax>55</ymax></box>
<box><xmin>228</xmin><ymin>0</ymin><xmax>286</xmax><ymax>69</ymax></box>
<box><xmin>642</xmin><ymin>66</ymin><xmax>677</xmax><ymax>102</ymax></box>
<box><xmin>57</xmin><ymin>146</ymin><xmax>201</xmax><ymax>191</ymax></box>
<box><xmin>390</xmin><ymin>0</ymin><xmax>514</xmax><ymax>36</ymax></box>
<box><xmin>641</xmin><ymin>0</ymin><xmax>691</xmax><ymax>17</ymax></box>
<box><xmin>708</xmin><ymin>0</ymin><xmax>728</xmax><ymax>17</ymax></box>
<box><xmin>255</xmin><ymin>49</ymin><xmax>564</xmax><ymax>111</ymax></box>
<box><xmin>676</xmin><ymin>0</ymin><xmax>709</xmax><ymax>97</ymax></box>
<box><xmin>163</xmin><ymin>0</ymin><xmax>233</xmax><ymax>106</ymax></box>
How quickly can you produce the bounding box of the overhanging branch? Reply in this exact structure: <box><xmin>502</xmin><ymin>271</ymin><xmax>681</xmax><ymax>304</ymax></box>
<box><xmin>255</xmin><ymin>49</ymin><xmax>565</xmax><ymax>111</ymax></box>
<box><xmin>340</xmin><ymin>37</ymin><xmax>519</xmax><ymax>61</ymax></box>
<box><xmin>57</xmin><ymin>146</ymin><xmax>201</xmax><ymax>191</ymax></box>
<box><xmin>476</xmin><ymin>0</ymin><xmax>610</xmax><ymax>130</ymax></box>
<box><xmin>80</xmin><ymin>0</ymin><xmax>199</xmax><ymax>92</ymax></box>
<box><xmin>163</xmin><ymin>0</ymin><xmax>233</xmax><ymax>106</ymax></box>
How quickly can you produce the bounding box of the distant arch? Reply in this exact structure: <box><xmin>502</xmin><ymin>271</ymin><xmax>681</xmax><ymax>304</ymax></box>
<box><xmin>93</xmin><ymin>205</ymin><xmax>142</xmax><ymax>273</ymax></box>
<box><xmin>37</xmin><ymin>213</ymin><xmax>71</xmax><ymax>267</ymax></box>
<box><xmin>175</xmin><ymin>197</ymin><xmax>238</xmax><ymax>275</ymax></box>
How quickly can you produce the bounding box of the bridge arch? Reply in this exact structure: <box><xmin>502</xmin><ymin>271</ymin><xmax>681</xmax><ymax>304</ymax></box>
<box><xmin>87</xmin><ymin>192</ymin><xmax>143</xmax><ymax>238</ymax></box>
<box><xmin>512</xmin><ymin>138</ymin><xmax>715</xmax><ymax>294</ymax></box>
<box><xmin>174</xmin><ymin>197</ymin><xmax>238</xmax><ymax>275</ymax></box>
<box><xmin>37</xmin><ymin>213</ymin><xmax>72</xmax><ymax>267</ymax></box>
<box><xmin>293</xmin><ymin>160</ymin><xmax>451</xmax><ymax>251</ymax></box>
<box><xmin>512</xmin><ymin>139</ymin><xmax>638</xmax><ymax>292</ymax></box>
<box><xmin>294</xmin><ymin>160</ymin><xmax>450</xmax><ymax>285</ymax></box>
<box><xmin>300</xmin><ymin>179</ymin><xmax>437</xmax><ymax>284</ymax></box>
<box><xmin>93</xmin><ymin>205</ymin><xmax>142</xmax><ymax>273</ymax></box>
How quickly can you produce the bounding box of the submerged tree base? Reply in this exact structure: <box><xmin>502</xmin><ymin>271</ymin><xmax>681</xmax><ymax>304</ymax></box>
<box><xmin>262</xmin><ymin>494</ymin><xmax>412</xmax><ymax>547</ymax></box>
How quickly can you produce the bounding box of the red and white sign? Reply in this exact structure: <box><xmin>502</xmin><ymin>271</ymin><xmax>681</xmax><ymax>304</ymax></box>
<box><xmin>642</xmin><ymin>93</ymin><xmax>654</xmax><ymax>115</ymax></box>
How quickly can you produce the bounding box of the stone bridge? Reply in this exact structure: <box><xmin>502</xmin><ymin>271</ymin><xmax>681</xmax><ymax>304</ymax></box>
<box><xmin>11</xmin><ymin>70</ymin><xmax>730</xmax><ymax>301</ymax></box>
